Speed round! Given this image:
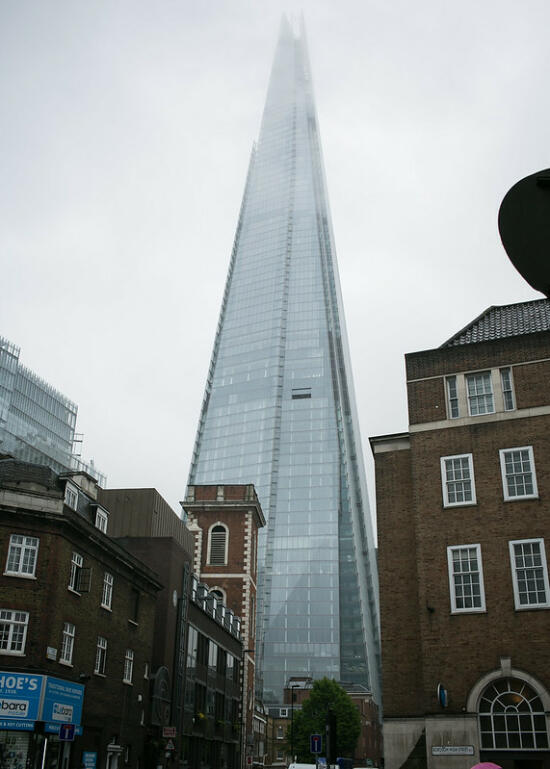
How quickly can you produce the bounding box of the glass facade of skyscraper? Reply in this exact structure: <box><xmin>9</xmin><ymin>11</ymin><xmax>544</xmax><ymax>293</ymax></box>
<box><xmin>188</xmin><ymin>19</ymin><xmax>380</xmax><ymax>704</ymax></box>
<box><xmin>0</xmin><ymin>336</ymin><xmax>105</xmax><ymax>484</ymax></box>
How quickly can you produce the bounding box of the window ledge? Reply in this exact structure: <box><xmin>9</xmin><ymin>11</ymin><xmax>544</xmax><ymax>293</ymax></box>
<box><xmin>128</xmin><ymin>619</ymin><xmax>138</xmax><ymax>627</ymax></box>
<box><xmin>122</xmin><ymin>680</ymin><xmax>133</xmax><ymax>686</ymax></box>
<box><xmin>67</xmin><ymin>587</ymin><xmax>81</xmax><ymax>596</ymax></box>
<box><xmin>59</xmin><ymin>660</ymin><xmax>74</xmax><ymax>668</ymax></box>
<box><xmin>3</xmin><ymin>572</ymin><xmax>37</xmax><ymax>580</ymax></box>
<box><xmin>101</xmin><ymin>605</ymin><xmax>113</xmax><ymax>612</ymax></box>
<box><xmin>94</xmin><ymin>672</ymin><xmax>106</xmax><ymax>678</ymax></box>
<box><xmin>504</xmin><ymin>495</ymin><xmax>539</xmax><ymax>503</ymax></box>
<box><xmin>443</xmin><ymin>502</ymin><xmax>477</xmax><ymax>509</ymax></box>
<box><xmin>450</xmin><ymin>608</ymin><xmax>486</xmax><ymax>615</ymax></box>
<box><xmin>515</xmin><ymin>604</ymin><xmax>550</xmax><ymax>612</ymax></box>
<box><xmin>0</xmin><ymin>650</ymin><xmax>25</xmax><ymax>656</ymax></box>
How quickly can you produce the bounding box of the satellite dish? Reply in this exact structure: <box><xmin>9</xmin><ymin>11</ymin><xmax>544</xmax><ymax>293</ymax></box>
<box><xmin>498</xmin><ymin>169</ymin><xmax>550</xmax><ymax>297</ymax></box>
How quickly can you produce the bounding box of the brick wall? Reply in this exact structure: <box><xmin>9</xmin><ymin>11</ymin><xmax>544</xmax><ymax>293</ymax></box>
<box><xmin>376</xmin><ymin>341</ymin><xmax>550</xmax><ymax>721</ymax></box>
<box><xmin>375</xmin><ymin>445</ymin><xmax>424</xmax><ymax>717</ymax></box>
<box><xmin>0</xmin><ymin>506</ymin><xmax>159</xmax><ymax>767</ymax></box>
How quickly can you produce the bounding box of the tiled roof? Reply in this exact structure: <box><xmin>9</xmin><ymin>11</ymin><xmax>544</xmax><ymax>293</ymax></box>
<box><xmin>442</xmin><ymin>299</ymin><xmax>550</xmax><ymax>347</ymax></box>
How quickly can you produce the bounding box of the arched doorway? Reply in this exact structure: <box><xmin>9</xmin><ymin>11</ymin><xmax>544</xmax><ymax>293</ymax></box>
<box><xmin>477</xmin><ymin>676</ymin><xmax>549</xmax><ymax>769</ymax></box>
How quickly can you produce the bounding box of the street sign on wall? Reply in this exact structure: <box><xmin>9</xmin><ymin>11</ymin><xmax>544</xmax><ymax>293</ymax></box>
<box><xmin>82</xmin><ymin>752</ymin><xmax>97</xmax><ymax>769</ymax></box>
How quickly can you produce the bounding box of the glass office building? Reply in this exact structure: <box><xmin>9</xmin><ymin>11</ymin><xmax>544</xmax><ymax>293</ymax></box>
<box><xmin>187</xmin><ymin>18</ymin><xmax>380</xmax><ymax>704</ymax></box>
<box><xmin>0</xmin><ymin>336</ymin><xmax>105</xmax><ymax>485</ymax></box>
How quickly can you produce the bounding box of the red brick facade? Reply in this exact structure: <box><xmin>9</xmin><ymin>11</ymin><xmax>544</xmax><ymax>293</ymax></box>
<box><xmin>372</xmin><ymin>322</ymin><xmax>550</xmax><ymax>769</ymax></box>
<box><xmin>182</xmin><ymin>484</ymin><xmax>265</xmax><ymax>766</ymax></box>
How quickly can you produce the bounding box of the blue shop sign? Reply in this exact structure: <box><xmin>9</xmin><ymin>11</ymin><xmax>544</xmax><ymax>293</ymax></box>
<box><xmin>0</xmin><ymin>672</ymin><xmax>44</xmax><ymax>721</ymax></box>
<box><xmin>0</xmin><ymin>718</ymin><xmax>35</xmax><ymax>731</ymax></box>
<box><xmin>42</xmin><ymin>677</ymin><xmax>85</xmax><ymax>726</ymax></box>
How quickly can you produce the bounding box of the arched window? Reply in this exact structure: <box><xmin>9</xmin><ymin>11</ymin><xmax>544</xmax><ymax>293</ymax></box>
<box><xmin>209</xmin><ymin>524</ymin><xmax>228</xmax><ymax>565</ymax></box>
<box><xmin>479</xmin><ymin>677</ymin><xmax>549</xmax><ymax>750</ymax></box>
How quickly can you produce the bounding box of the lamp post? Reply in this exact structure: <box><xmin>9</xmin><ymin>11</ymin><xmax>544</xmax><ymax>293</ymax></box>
<box><xmin>289</xmin><ymin>684</ymin><xmax>299</xmax><ymax>764</ymax></box>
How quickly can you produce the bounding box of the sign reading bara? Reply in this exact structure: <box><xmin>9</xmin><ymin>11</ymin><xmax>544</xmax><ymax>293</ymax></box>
<box><xmin>162</xmin><ymin>726</ymin><xmax>177</xmax><ymax>738</ymax></box>
<box><xmin>0</xmin><ymin>672</ymin><xmax>85</xmax><ymax>728</ymax></box>
<box><xmin>431</xmin><ymin>746</ymin><xmax>474</xmax><ymax>756</ymax></box>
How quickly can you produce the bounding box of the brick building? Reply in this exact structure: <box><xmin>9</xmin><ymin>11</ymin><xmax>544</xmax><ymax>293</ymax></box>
<box><xmin>182</xmin><ymin>484</ymin><xmax>266</xmax><ymax>767</ymax></box>
<box><xmin>371</xmin><ymin>299</ymin><xmax>550</xmax><ymax>769</ymax></box>
<box><xmin>265</xmin><ymin>677</ymin><xmax>382</xmax><ymax>767</ymax></box>
<box><xmin>0</xmin><ymin>460</ymin><xmax>161</xmax><ymax>769</ymax></box>
<box><xmin>100</xmin><ymin>487</ymin><xmax>245</xmax><ymax>769</ymax></box>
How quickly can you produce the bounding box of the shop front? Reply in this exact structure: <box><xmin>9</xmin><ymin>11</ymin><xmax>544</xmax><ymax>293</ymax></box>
<box><xmin>0</xmin><ymin>671</ymin><xmax>85</xmax><ymax>769</ymax></box>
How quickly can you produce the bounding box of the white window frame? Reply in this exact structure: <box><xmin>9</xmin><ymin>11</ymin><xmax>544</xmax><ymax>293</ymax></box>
<box><xmin>446</xmin><ymin>376</ymin><xmax>459</xmax><ymax>419</ymax></box>
<box><xmin>95</xmin><ymin>507</ymin><xmax>109</xmax><ymax>534</ymax></box>
<box><xmin>500</xmin><ymin>367</ymin><xmax>515</xmax><ymax>411</ymax></box>
<box><xmin>68</xmin><ymin>552</ymin><xmax>83</xmax><ymax>593</ymax></box>
<box><xmin>0</xmin><ymin>610</ymin><xmax>29</xmax><ymax>655</ymax></box>
<box><xmin>500</xmin><ymin>446</ymin><xmax>538</xmax><ymax>501</ymax></box>
<box><xmin>64</xmin><ymin>482</ymin><xmax>78</xmax><ymax>510</ymax></box>
<box><xmin>5</xmin><ymin>534</ymin><xmax>39</xmax><ymax>578</ymax></box>
<box><xmin>447</xmin><ymin>544</ymin><xmax>486</xmax><ymax>613</ymax></box>
<box><xmin>95</xmin><ymin>636</ymin><xmax>107</xmax><ymax>675</ymax></box>
<box><xmin>60</xmin><ymin>622</ymin><xmax>75</xmax><ymax>665</ymax></box>
<box><xmin>509</xmin><ymin>539</ymin><xmax>550</xmax><ymax>610</ymax></box>
<box><xmin>207</xmin><ymin>522</ymin><xmax>229</xmax><ymax>566</ymax></box>
<box><xmin>279</xmin><ymin>708</ymin><xmax>288</xmax><ymax>718</ymax></box>
<box><xmin>101</xmin><ymin>572</ymin><xmax>113</xmax><ymax>610</ymax></box>
<box><xmin>466</xmin><ymin>371</ymin><xmax>495</xmax><ymax>416</ymax></box>
<box><xmin>441</xmin><ymin>453</ymin><xmax>476</xmax><ymax>507</ymax></box>
<box><xmin>123</xmin><ymin>649</ymin><xmax>134</xmax><ymax>684</ymax></box>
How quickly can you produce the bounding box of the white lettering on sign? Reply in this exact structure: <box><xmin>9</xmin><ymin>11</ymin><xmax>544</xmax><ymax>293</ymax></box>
<box><xmin>53</xmin><ymin>703</ymin><xmax>74</xmax><ymax>721</ymax></box>
<box><xmin>0</xmin><ymin>675</ymin><xmax>39</xmax><ymax>691</ymax></box>
<box><xmin>0</xmin><ymin>699</ymin><xmax>29</xmax><ymax>717</ymax></box>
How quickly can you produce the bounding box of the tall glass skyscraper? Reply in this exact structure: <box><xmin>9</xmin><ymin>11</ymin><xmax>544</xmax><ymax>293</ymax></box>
<box><xmin>187</xmin><ymin>18</ymin><xmax>380</xmax><ymax>705</ymax></box>
<box><xmin>0</xmin><ymin>336</ymin><xmax>105</xmax><ymax>485</ymax></box>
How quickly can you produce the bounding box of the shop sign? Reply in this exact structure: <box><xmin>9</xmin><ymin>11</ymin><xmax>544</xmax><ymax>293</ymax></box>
<box><xmin>42</xmin><ymin>677</ymin><xmax>84</xmax><ymax>725</ymax></box>
<box><xmin>0</xmin><ymin>672</ymin><xmax>85</xmax><ymax>730</ymax></box>
<box><xmin>0</xmin><ymin>673</ymin><xmax>43</xmax><ymax>720</ymax></box>
<box><xmin>0</xmin><ymin>718</ymin><xmax>35</xmax><ymax>731</ymax></box>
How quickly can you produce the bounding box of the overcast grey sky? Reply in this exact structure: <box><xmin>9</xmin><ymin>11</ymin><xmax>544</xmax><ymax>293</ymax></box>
<box><xmin>1</xmin><ymin>0</ymin><xmax>546</xmax><ymax>517</ymax></box>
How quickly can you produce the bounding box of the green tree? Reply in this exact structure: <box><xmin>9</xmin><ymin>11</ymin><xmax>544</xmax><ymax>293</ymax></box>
<box><xmin>286</xmin><ymin>678</ymin><xmax>361</xmax><ymax>762</ymax></box>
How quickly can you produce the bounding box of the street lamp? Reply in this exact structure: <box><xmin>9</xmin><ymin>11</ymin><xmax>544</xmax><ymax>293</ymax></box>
<box><xmin>289</xmin><ymin>684</ymin><xmax>300</xmax><ymax>764</ymax></box>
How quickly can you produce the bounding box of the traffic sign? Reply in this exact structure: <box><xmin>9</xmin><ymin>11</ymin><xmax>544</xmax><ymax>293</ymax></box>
<box><xmin>163</xmin><ymin>726</ymin><xmax>177</xmax><ymax>738</ymax></box>
<box><xmin>165</xmin><ymin>739</ymin><xmax>175</xmax><ymax>751</ymax></box>
<box><xmin>310</xmin><ymin>733</ymin><xmax>322</xmax><ymax>753</ymax></box>
<box><xmin>59</xmin><ymin>723</ymin><xmax>75</xmax><ymax>741</ymax></box>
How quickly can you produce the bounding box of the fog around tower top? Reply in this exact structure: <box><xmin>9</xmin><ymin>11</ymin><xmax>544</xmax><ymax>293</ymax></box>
<box><xmin>0</xmin><ymin>0</ymin><xmax>546</xmax><ymax>516</ymax></box>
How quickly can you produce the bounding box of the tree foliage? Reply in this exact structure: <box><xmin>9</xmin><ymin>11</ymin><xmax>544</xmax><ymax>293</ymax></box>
<box><xmin>286</xmin><ymin>678</ymin><xmax>361</xmax><ymax>762</ymax></box>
